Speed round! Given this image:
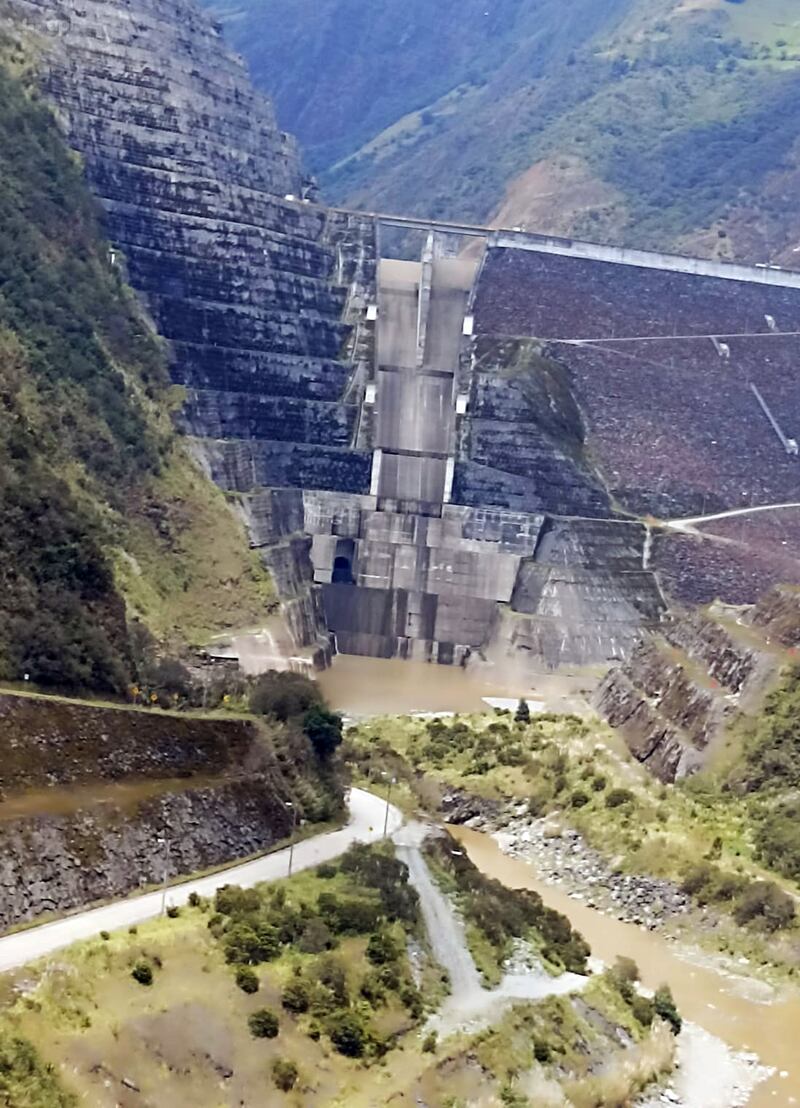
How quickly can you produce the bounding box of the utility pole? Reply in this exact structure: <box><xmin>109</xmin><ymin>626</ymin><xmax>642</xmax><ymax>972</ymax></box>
<box><xmin>382</xmin><ymin>776</ymin><xmax>396</xmax><ymax>840</ymax></box>
<box><xmin>286</xmin><ymin>802</ymin><xmax>297</xmax><ymax>877</ymax></box>
<box><xmin>157</xmin><ymin>835</ymin><xmax>170</xmax><ymax>916</ymax></box>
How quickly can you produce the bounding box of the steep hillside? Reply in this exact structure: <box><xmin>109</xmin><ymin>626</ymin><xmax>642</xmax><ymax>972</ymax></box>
<box><xmin>208</xmin><ymin>0</ymin><xmax>800</xmax><ymax>263</ymax></box>
<box><xmin>0</xmin><ymin>56</ymin><xmax>274</xmax><ymax>693</ymax></box>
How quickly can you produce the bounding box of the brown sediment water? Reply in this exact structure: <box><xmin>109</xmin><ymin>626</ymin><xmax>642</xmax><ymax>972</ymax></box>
<box><xmin>318</xmin><ymin>654</ymin><xmax>595</xmax><ymax>717</ymax></box>
<box><xmin>451</xmin><ymin>825</ymin><xmax>800</xmax><ymax>1107</ymax></box>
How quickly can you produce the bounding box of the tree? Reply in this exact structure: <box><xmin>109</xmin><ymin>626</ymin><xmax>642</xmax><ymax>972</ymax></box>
<box><xmin>303</xmin><ymin>705</ymin><xmax>343</xmax><ymax>759</ymax></box>
<box><xmin>515</xmin><ymin>699</ymin><xmax>531</xmax><ymax>724</ymax></box>
<box><xmin>366</xmin><ymin>929</ymin><xmax>401</xmax><ymax>966</ymax></box>
<box><xmin>235</xmin><ymin>966</ymin><xmax>259</xmax><ymax>994</ymax></box>
<box><xmin>249</xmin><ymin>670</ymin><xmax>321</xmax><ymax>720</ymax></box>
<box><xmin>281</xmin><ymin>979</ymin><xmax>310</xmax><ymax>1013</ymax></box>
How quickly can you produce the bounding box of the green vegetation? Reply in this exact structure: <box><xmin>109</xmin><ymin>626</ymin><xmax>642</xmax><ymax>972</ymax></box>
<box><xmin>131</xmin><ymin>960</ymin><xmax>154</xmax><ymax>986</ymax></box>
<box><xmin>209</xmin><ymin>0</ymin><xmax>800</xmax><ymax>260</ymax></box>
<box><xmin>248</xmin><ymin>1008</ymin><xmax>279</xmax><ymax>1038</ymax></box>
<box><xmin>347</xmin><ymin>697</ymin><xmax>800</xmax><ymax>973</ymax></box>
<box><xmin>0</xmin><ymin>1032</ymin><xmax>76</xmax><ymax>1107</ymax></box>
<box><xmin>271</xmin><ymin>1057</ymin><xmax>298</xmax><ymax>1091</ymax></box>
<box><xmin>425</xmin><ymin>830</ymin><xmax>589</xmax><ymax>985</ymax></box>
<box><xmin>0</xmin><ymin>846</ymin><xmax>678</xmax><ymax>1107</ymax></box>
<box><xmin>206</xmin><ymin>843</ymin><xmax>424</xmax><ymax>1058</ymax></box>
<box><xmin>0</xmin><ymin>60</ymin><xmax>274</xmax><ymax>694</ymax></box>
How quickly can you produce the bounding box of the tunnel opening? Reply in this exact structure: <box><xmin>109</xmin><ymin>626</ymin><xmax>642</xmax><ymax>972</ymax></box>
<box><xmin>332</xmin><ymin>555</ymin><xmax>355</xmax><ymax>584</ymax></box>
<box><xmin>331</xmin><ymin>538</ymin><xmax>356</xmax><ymax>585</ymax></box>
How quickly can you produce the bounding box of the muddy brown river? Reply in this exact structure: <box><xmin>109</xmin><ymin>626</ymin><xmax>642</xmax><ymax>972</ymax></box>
<box><xmin>452</xmin><ymin>826</ymin><xmax>800</xmax><ymax>1107</ymax></box>
<box><xmin>319</xmin><ymin>654</ymin><xmax>594</xmax><ymax>716</ymax></box>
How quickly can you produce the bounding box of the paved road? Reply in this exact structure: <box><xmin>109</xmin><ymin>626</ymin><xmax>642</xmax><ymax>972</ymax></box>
<box><xmin>664</xmin><ymin>500</ymin><xmax>800</xmax><ymax>531</ymax></box>
<box><xmin>0</xmin><ymin>788</ymin><xmax>401</xmax><ymax>972</ymax></box>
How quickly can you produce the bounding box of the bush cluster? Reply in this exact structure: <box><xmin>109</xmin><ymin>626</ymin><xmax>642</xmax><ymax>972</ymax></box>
<box><xmin>681</xmin><ymin>863</ymin><xmax>795</xmax><ymax>931</ymax></box>
<box><xmin>210</xmin><ymin>846</ymin><xmax>422</xmax><ymax>1059</ymax></box>
<box><xmin>425</xmin><ymin>833</ymin><xmax>589</xmax><ymax>973</ymax></box>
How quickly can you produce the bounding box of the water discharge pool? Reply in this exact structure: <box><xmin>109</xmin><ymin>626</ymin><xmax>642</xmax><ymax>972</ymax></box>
<box><xmin>452</xmin><ymin>826</ymin><xmax>800</xmax><ymax>1108</ymax></box>
<box><xmin>318</xmin><ymin>653</ymin><xmax>593</xmax><ymax>717</ymax></box>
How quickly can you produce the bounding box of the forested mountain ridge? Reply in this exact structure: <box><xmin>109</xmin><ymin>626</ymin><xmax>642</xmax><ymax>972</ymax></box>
<box><xmin>207</xmin><ymin>0</ymin><xmax>800</xmax><ymax>264</ymax></box>
<box><xmin>0</xmin><ymin>55</ymin><xmax>273</xmax><ymax>693</ymax></box>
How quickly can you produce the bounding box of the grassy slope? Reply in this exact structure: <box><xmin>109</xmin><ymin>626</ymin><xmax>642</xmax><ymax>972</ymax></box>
<box><xmin>207</xmin><ymin>0</ymin><xmax>800</xmax><ymax>262</ymax></box>
<box><xmin>348</xmin><ymin>698</ymin><xmax>800</xmax><ymax>974</ymax></box>
<box><xmin>0</xmin><ymin>54</ymin><xmax>273</xmax><ymax>692</ymax></box>
<box><xmin>0</xmin><ymin>853</ymin><xmax>672</xmax><ymax>1107</ymax></box>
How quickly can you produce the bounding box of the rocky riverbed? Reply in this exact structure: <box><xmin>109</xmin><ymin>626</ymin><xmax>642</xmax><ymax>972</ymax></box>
<box><xmin>635</xmin><ymin>1023</ymin><xmax>775</xmax><ymax>1108</ymax></box>
<box><xmin>443</xmin><ymin>794</ymin><xmax>689</xmax><ymax>929</ymax></box>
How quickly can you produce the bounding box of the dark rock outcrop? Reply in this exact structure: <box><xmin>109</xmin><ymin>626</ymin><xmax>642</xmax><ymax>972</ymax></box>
<box><xmin>0</xmin><ymin>693</ymin><xmax>340</xmax><ymax>929</ymax></box>
<box><xmin>595</xmin><ymin>605</ymin><xmax>787</xmax><ymax>781</ymax></box>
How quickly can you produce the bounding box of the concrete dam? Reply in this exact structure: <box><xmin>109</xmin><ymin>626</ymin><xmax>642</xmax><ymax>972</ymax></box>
<box><xmin>12</xmin><ymin>0</ymin><xmax>800</xmax><ymax>677</ymax></box>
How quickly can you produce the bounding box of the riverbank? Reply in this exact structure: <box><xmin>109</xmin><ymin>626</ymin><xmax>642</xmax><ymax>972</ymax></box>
<box><xmin>451</xmin><ymin>825</ymin><xmax>800</xmax><ymax>1108</ymax></box>
<box><xmin>636</xmin><ymin>1023</ymin><xmax>774</xmax><ymax>1108</ymax></box>
<box><xmin>492</xmin><ymin>804</ymin><xmax>689</xmax><ymax>927</ymax></box>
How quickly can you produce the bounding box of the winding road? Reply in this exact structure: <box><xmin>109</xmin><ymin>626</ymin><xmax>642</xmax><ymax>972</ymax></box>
<box><xmin>0</xmin><ymin>788</ymin><xmax>402</xmax><ymax>973</ymax></box>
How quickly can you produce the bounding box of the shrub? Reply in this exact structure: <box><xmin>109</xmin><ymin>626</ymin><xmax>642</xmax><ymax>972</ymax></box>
<box><xmin>298</xmin><ymin>918</ymin><xmax>333</xmax><ymax>954</ymax></box>
<box><xmin>570</xmin><ymin>790</ymin><xmax>589</xmax><ymax>808</ymax></box>
<box><xmin>249</xmin><ymin>670</ymin><xmax>321</xmax><ymax>721</ymax></box>
<box><xmin>533</xmin><ymin>1039</ymin><xmax>552</xmax><ymax>1063</ymax></box>
<box><xmin>187</xmin><ymin>891</ymin><xmax>202</xmax><ymax>908</ymax></box>
<box><xmin>215</xmin><ymin>885</ymin><xmax>261</xmax><ymax>918</ymax></box>
<box><xmin>732</xmin><ymin>881</ymin><xmax>796</xmax><ymax>932</ymax></box>
<box><xmin>131</xmin><ymin>961</ymin><xmax>153</xmax><ymax>986</ymax></box>
<box><xmin>359</xmin><ymin>972</ymin><xmax>386</xmax><ymax>1006</ymax></box>
<box><xmin>224</xmin><ymin>923</ymin><xmax>281</xmax><ymax>965</ymax></box>
<box><xmin>316</xmin><ymin>863</ymin><xmax>338</xmax><ymax>879</ymax></box>
<box><xmin>235</xmin><ymin>966</ymin><xmax>259</xmax><ymax>994</ymax></box>
<box><xmin>755</xmin><ymin>804</ymin><xmax>800</xmax><ymax>882</ymax></box>
<box><xmin>654</xmin><ymin>985</ymin><xmax>681</xmax><ymax>1035</ymax></box>
<box><xmin>612</xmin><ymin>956</ymin><xmax>640</xmax><ymax>983</ymax></box>
<box><xmin>248</xmin><ymin>1009</ymin><xmax>279</xmax><ymax>1039</ymax></box>
<box><xmin>631</xmin><ymin>995</ymin><xmax>655</xmax><ymax>1026</ymax></box>
<box><xmin>99</xmin><ymin>931</ymin><xmax>110</xmax><ymax>941</ymax></box>
<box><xmin>592</xmin><ymin>775</ymin><xmax>607</xmax><ymax>792</ymax></box>
<box><xmin>366</xmin><ymin>929</ymin><xmax>401</xmax><ymax>966</ymax></box>
<box><xmin>128</xmin><ymin>925</ymin><xmax>138</xmax><ymax>935</ymax></box>
<box><xmin>606</xmin><ymin>788</ymin><xmax>635</xmax><ymax>808</ymax></box>
<box><xmin>327</xmin><ymin>1011</ymin><xmax>366</xmax><ymax>1057</ymax></box>
<box><xmin>515</xmin><ymin>699</ymin><xmax>531</xmax><ymax>724</ymax></box>
<box><xmin>422</xmin><ymin>1030</ymin><xmax>437</xmax><ymax>1053</ymax></box>
<box><xmin>272</xmin><ymin>1058</ymin><xmax>298</xmax><ymax>1092</ymax></box>
<box><xmin>166</xmin><ymin>905</ymin><xmax>180</xmax><ymax>919</ymax></box>
<box><xmin>281</xmin><ymin>979</ymin><xmax>310</xmax><ymax>1013</ymax></box>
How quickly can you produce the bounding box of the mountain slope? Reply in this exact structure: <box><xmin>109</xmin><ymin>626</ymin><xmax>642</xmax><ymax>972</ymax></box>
<box><xmin>207</xmin><ymin>0</ymin><xmax>800</xmax><ymax>263</ymax></box>
<box><xmin>0</xmin><ymin>57</ymin><xmax>273</xmax><ymax>692</ymax></box>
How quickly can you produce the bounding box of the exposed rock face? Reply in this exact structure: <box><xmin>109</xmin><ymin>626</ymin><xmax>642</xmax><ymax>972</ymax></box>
<box><xmin>0</xmin><ymin>693</ymin><xmax>339</xmax><ymax>929</ymax></box>
<box><xmin>595</xmin><ymin>597</ymin><xmax>791</xmax><ymax>781</ymax></box>
<box><xmin>748</xmin><ymin>585</ymin><xmax>800</xmax><ymax>648</ymax></box>
<box><xmin>0</xmin><ymin>780</ymin><xmax>286</xmax><ymax>930</ymax></box>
